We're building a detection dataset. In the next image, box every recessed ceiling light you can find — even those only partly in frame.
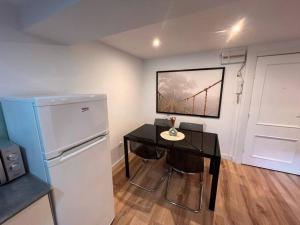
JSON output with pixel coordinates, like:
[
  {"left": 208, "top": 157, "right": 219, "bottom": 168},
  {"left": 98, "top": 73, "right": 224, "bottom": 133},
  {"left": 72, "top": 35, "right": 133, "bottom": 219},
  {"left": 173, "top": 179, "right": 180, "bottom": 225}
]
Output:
[
  {"left": 227, "top": 18, "right": 245, "bottom": 42},
  {"left": 152, "top": 38, "right": 161, "bottom": 48},
  {"left": 232, "top": 18, "right": 245, "bottom": 33},
  {"left": 231, "top": 23, "right": 242, "bottom": 33}
]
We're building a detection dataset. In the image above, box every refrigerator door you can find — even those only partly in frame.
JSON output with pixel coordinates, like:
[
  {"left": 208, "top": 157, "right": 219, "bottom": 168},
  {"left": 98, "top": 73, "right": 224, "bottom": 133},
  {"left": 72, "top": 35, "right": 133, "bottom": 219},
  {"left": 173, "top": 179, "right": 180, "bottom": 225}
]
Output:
[
  {"left": 35, "top": 94, "right": 109, "bottom": 159},
  {"left": 47, "top": 136, "right": 114, "bottom": 225}
]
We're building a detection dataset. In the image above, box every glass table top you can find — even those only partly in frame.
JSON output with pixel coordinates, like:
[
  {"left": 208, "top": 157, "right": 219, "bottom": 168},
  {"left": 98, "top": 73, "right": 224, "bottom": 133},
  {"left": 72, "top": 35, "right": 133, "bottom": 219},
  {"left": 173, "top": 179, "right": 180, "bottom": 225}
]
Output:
[{"left": 125, "top": 124, "right": 221, "bottom": 158}]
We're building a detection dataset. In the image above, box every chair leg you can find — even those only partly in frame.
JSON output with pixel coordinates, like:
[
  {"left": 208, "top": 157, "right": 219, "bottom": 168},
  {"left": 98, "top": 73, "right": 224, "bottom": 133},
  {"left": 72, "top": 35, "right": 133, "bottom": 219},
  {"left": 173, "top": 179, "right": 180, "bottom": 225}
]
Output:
[
  {"left": 164, "top": 168, "right": 203, "bottom": 213},
  {"left": 130, "top": 159, "right": 167, "bottom": 192}
]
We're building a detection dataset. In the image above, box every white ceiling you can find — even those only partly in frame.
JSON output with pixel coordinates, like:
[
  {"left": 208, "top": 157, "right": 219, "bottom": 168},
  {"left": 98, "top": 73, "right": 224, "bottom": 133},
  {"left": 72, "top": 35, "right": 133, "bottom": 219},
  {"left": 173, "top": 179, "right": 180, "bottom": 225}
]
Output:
[
  {"left": 102, "top": 0, "right": 300, "bottom": 58},
  {"left": 5, "top": 0, "right": 300, "bottom": 59},
  {"left": 23, "top": 0, "right": 235, "bottom": 43}
]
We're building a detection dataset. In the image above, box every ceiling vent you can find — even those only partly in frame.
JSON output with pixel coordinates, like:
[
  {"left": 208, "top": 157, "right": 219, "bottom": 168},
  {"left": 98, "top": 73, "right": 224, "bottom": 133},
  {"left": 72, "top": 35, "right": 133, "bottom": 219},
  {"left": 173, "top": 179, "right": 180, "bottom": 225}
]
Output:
[{"left": 220, "top": 47, "right": 247, "bottom": 65}]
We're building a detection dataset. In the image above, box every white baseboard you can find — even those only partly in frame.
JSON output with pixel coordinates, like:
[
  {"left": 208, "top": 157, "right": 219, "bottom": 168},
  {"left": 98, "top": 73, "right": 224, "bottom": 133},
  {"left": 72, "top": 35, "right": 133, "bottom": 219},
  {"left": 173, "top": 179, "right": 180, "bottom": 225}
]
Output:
[
  {"left": 112, "top": 155, "right": 124, "bottom": 168},
  {"left": 221, "top": 153, "right": 233, "bottom": 161}
]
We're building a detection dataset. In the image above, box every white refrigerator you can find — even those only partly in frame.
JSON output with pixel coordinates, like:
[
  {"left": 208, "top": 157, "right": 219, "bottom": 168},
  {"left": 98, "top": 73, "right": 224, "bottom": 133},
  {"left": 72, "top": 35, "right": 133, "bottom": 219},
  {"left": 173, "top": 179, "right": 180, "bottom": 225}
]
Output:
[{"left": 1, "top": 94, "right": 115, "bottom": 225}]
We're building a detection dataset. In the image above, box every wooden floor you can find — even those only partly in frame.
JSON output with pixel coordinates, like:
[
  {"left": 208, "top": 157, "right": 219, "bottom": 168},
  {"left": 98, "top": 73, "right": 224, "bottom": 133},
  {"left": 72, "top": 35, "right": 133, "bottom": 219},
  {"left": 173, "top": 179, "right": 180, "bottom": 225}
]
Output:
[{"left": 111, "top": 155, "right": 300, "bottom": 225}]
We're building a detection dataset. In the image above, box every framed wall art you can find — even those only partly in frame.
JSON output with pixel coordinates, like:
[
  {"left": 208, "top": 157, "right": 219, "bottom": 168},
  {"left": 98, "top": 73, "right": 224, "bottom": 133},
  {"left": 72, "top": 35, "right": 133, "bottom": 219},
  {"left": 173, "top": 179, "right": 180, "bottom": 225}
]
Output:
[{"left": 156, "top": 67, "right": 225, "bottom": 118}]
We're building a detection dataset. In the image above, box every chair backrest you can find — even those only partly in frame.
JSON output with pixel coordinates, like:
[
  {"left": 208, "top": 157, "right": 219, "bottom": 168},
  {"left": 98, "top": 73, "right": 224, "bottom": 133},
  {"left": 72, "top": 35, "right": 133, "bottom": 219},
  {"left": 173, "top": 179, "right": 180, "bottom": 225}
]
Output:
[
  {"left": 166, "top": 148, "right": 204, "bottom": 173},
  {"left": 179, "top": 122, "right": 203, "bottom": 132},
  {"left": 167, "top": 122, "right": 204, "bottom": 173},
  {"left": 129, "top": 141, "right": 165, "bottom": 160},
  {"left": 154, "top": 118, "right": 171, "bottom": 127},
  {"left": 129, "top": 141, "right": 155, "bottom": 159}
]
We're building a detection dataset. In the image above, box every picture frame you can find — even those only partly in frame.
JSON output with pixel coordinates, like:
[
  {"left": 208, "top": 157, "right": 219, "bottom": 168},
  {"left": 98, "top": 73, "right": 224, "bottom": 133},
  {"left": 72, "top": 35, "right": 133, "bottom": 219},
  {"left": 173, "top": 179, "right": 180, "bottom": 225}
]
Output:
[{"left": 156, "top": 67, "right": 225, "bottom": 118}]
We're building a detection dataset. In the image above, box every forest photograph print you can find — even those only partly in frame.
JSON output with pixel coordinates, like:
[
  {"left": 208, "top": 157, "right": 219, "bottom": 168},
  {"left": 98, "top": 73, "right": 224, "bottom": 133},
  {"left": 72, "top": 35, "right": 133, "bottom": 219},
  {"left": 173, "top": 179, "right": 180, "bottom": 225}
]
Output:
[{"left": 156, "top": 67, "right": 225, "bottom": 118}]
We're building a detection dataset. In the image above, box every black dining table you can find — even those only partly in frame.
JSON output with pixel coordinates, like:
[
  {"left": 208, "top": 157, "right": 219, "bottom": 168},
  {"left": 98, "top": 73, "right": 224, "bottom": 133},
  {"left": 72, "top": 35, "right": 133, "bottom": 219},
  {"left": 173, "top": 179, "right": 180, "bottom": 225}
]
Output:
[{"left": 123, "top": 124, "right": 221, "bottom": 211}]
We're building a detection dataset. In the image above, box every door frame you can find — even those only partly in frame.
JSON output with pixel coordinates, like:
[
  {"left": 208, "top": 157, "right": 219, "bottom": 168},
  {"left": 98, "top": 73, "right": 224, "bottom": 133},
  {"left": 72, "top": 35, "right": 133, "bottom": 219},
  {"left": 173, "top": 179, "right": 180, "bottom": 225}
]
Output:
[{"left": 232, "top": 40, "right": 300, "bottom": 163}]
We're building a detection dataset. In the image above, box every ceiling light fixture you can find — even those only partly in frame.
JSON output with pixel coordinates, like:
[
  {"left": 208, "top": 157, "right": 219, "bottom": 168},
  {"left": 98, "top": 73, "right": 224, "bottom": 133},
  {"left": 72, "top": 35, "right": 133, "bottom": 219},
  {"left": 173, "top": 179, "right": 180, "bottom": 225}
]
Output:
[
  {"left": 231, "top": 22, "right": 242, "bottom": 33},
  {"left": 152, "top": 38, "right": 161, "bottom": 48},
  {"left": 227, "top": 18, "right": 245, "bottom": 42}
]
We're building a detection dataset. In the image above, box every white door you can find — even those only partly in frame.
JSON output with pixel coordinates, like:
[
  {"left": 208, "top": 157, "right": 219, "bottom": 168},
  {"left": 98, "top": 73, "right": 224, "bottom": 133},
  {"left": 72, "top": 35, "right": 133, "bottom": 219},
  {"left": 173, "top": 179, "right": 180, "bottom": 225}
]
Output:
[
  {"left": 243, "top": 53, "right": 300, "bottom": 175},
  {"left": 47, "top": 136, "right": 115, "bottom": 225}
]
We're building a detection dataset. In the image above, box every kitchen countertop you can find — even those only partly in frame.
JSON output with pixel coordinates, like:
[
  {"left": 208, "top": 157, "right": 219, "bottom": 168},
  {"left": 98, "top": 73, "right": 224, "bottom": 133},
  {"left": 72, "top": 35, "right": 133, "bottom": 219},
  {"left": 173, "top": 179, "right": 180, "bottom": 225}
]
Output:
[{"left": 0, "top": 174, "right": 51, "bottom": 224}]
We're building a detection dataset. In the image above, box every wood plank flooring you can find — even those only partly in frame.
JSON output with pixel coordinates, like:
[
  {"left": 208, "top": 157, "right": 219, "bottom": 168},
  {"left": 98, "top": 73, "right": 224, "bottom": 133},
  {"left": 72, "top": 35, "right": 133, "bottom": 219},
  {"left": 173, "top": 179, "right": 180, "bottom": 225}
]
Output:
[{"left": 111, "top": 155, "right": 300, "bottom": 225}]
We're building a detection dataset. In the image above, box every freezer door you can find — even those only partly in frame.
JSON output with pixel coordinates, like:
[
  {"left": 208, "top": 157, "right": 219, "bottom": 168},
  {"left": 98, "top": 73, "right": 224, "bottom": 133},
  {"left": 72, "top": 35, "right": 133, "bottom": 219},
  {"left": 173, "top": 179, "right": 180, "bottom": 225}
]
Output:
[
  {"left": 47, "top": 136, "right": 115, "bottom": 225},
  {"left": 35, "top": 97, "right": 108, "bottom": 159}
]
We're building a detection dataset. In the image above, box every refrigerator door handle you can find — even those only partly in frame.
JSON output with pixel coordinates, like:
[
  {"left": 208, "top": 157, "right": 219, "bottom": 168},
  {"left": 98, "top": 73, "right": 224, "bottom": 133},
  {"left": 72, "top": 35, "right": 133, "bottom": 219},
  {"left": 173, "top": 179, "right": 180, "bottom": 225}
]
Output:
[{"left": 47, "top": 136, "right": 107, "bottom": 167}]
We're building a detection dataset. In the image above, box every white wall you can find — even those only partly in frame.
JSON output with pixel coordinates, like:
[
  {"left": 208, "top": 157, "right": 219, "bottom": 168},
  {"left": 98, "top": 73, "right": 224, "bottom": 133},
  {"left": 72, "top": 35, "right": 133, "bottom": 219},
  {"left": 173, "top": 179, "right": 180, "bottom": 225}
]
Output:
[
  {"left": 0, "top": 42, "right": 144, "bottom": 164},
  {"left": 142, "top": 39, "right": 300, "bottom": 162},
  {"left": 2, "top": 2, "right": 299, "bottom": 165},
  {"left": 69, "top": 43, "right": 144, "bottom": 164},
  {"left": 0, "top": 3, "right": 144, "bottom": 165},
  {"left": 142, "top": 51, "right": 243, "bottom": 159}
]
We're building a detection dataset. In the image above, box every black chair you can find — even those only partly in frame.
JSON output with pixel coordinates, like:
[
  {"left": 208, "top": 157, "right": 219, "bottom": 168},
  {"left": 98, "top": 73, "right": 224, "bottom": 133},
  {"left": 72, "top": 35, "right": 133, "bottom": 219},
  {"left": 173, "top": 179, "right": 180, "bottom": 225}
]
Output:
[
  {"left": 129, "top": 118, "right": 170, "bottom": 191},
  {"left": 129, "top": 141, "right": 167, "bottom": 192},
  {"left": 179, "top": 122, "right": 203, "bottom": 132},
  {"left": 154, "top": 118, "right": 171, "bottom": 127},
  {"left": 164, "top": 122, "right": 204, "bottom": 212}
]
